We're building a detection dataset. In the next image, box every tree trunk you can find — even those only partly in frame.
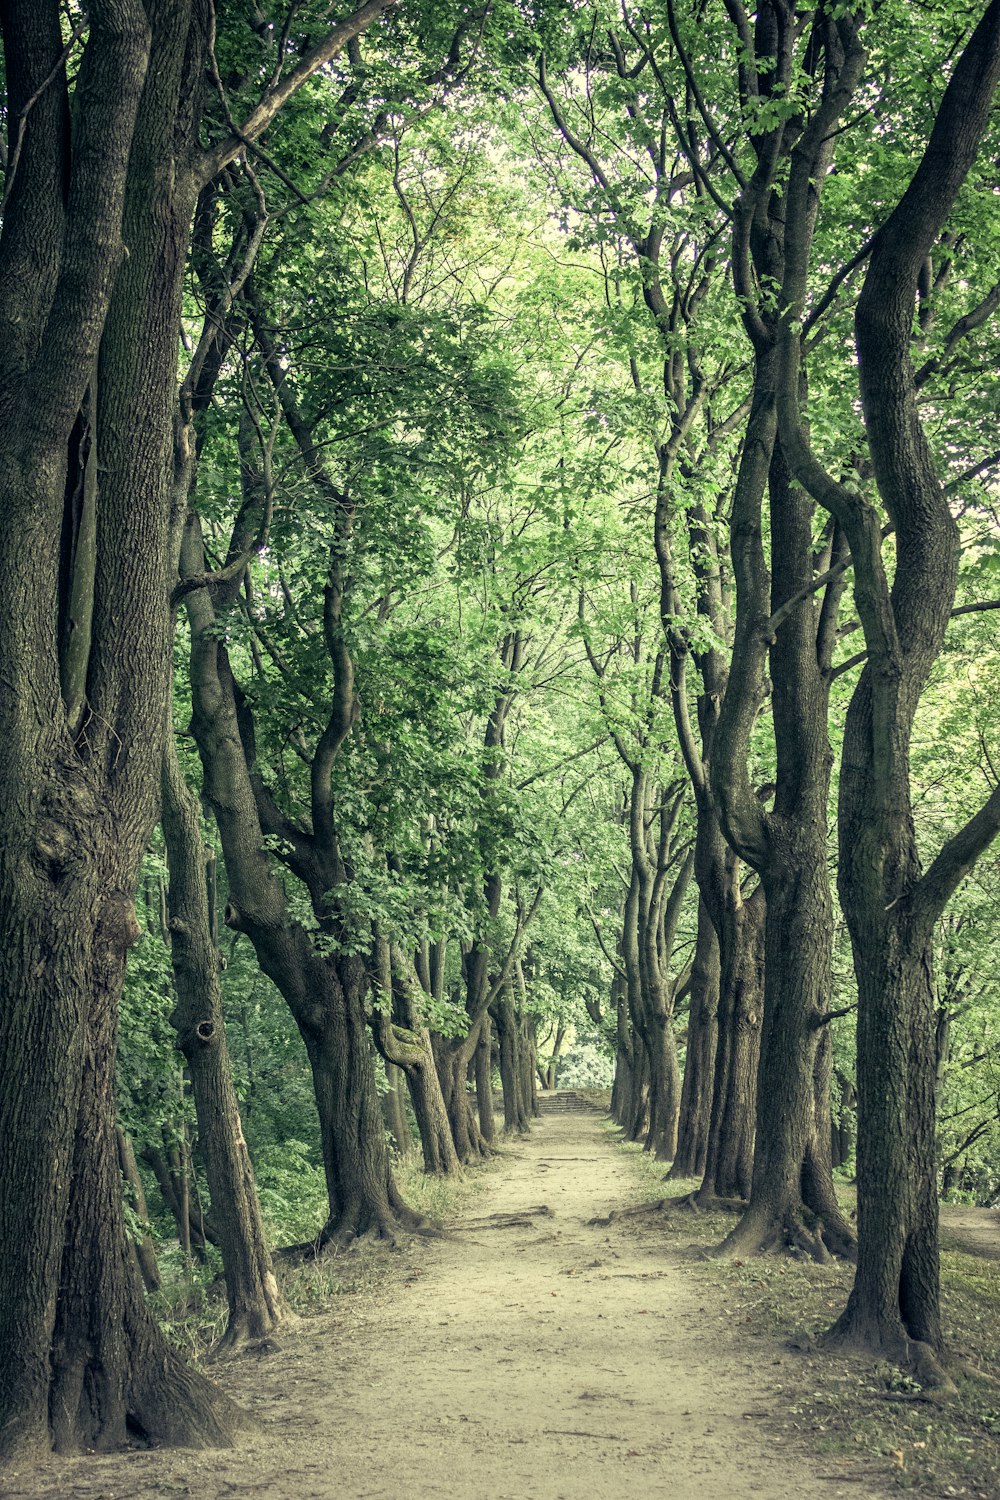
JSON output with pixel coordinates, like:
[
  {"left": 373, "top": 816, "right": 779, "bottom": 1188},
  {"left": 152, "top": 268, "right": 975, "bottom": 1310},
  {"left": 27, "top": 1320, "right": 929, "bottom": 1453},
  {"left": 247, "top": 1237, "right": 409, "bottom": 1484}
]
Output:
[
  {"left": 610, "top": 976, "right": 633, "bottom": 1125},
  {"left": 383, "top": 1062, "right": 413, "bottom": 1159},
  {"left": 0, "top": 4, "right": 242, "bottom": 1454},
  {"left": 437, "top": 1020, "right": 491, "bottom": 1164},
  {"left": 116, "top": 1128, "right": 161, "bottom": 1293},
  {"left": 47, "top": 894, "right": 235, "bottom": 1454},
  {"left": 772, "top": 0, "right": 1000, "bottom": 1370},
  {"left": 293, "top": 954, "right": 422, "bottom": 1247},
  {"left": 403, "top": 1034, "right": 462, "bottom": 1175},
  {"left": 697, "top": 879, "right": 764, "bottom": 1203},
  {"left": 494, "top": 984, "right": 532, "bottom": 1135},
  {"left": 185, "top": 561, "right": 422, "bottom": 1246},
  {"left": 162, "top": 734, "right": 284, "bottom": 1354},
  {"left": 720, "top": 844, "right": 854, "bottom": 1261},
  {"left": 831, "top": 913, "right": 943, "bottom": 1358},
  {"left": 475, "top": 1016, "right": 496, "bottom": 1145},
  {"left": 670, "top": 900, "right": 719, "bottom": 1180}
]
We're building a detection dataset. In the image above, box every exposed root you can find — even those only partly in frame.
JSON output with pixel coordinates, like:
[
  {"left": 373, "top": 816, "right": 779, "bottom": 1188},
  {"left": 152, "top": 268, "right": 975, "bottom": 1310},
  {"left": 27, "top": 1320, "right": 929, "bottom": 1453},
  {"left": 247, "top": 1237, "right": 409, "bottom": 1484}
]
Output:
[
  {"left": 823, "top": 1316, "right": 957, "bottom": 1398},
  {"left": 275, "top": 1203, "right": 436, "bottom": 1261},
  {"left": 588, "top": 1199, "right": 674, "bottom": 1229},
  {"left": 453, "top": 1205, "right": 553, "bottom": 1232},
  {"left": 718, "top": 1201, "right": 853, "bottom": 1264},
  {"left": 207, "top": 1312, "right": 292, "bottom": 1363},
  {"left": 670, "top": 1191, "right": 747, "bottom": 1216}
]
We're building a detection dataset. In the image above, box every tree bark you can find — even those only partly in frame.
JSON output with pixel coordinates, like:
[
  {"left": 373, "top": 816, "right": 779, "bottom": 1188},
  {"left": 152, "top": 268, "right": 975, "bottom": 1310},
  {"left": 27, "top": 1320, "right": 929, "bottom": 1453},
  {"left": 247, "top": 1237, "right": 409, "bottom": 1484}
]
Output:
[
  {"left": 162, "top": 733, "right": 285, "bottom": 1354},
  {"left": 771, "top": 0, "right": 1000, "bottom": 1364},
  {"left": 0, "top": 1, "right": 241, "bottom": 1456},
  {"left": 183, "top": 523, "right": 422, "bottom": 1246},
  {"left": 670, "top": 900, "right": 719, "bottom": 1180},
  {"left": 696, "top": 873, "right": 763, "bottom": 1203}
]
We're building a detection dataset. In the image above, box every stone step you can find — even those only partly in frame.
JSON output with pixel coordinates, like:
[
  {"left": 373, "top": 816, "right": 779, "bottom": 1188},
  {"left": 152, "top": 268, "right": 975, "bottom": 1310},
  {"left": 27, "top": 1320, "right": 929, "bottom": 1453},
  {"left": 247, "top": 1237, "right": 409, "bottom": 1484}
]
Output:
[{"left": 536, "top": 1090, "right": 601, "bottom": 1113}]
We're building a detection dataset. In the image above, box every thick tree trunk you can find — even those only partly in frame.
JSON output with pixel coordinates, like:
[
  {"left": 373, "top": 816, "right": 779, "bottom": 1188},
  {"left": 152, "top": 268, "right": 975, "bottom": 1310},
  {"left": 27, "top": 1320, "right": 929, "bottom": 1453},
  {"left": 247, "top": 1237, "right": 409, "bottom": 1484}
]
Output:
[
  {"left": 831, "top": 736, "right": 947, "bottom": 1360},
  {"left": 670, "top": 901, "right": 719, "bottom": 1180},
  {"left": 403, "top": 1036, "right": 462, "bottom": 1175},
  {"left": 644, "top": 1013, "right": 682, "bottom": 1160},
  {"left": 0, "top": 4, "right": 242, "bottom": 1456},
  {"left": 624, "top": 1045, "right": 650, "bottom": 1143},
  {"left": 48, "top": 935, "right": 236, "bottom": 1452},
  {"left": 695, "top": 875, "right": 763, "bottom": 1204},
  {"left": 830, "top": 928, "right": 943, "bottom": 1362},
  {"left": 295, "top": 955, "right": 422, "bottom": 1247},
  {"left": 771, "top": 0, "right": 1000, "bottom": 1371},
  {"left": 162, "top": 735, "right": 284, "bottom": 1353}
]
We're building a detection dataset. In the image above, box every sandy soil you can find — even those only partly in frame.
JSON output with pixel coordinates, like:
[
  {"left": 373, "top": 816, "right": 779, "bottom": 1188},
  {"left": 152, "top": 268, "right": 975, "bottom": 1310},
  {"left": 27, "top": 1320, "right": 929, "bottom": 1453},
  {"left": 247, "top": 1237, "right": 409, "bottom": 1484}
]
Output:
[
  {"left": 2, "top": 1108, "right": 892, "bottom": 1500},
  {"left": 939, "top": 1202, "right": 1000, "bottom": 1262}
]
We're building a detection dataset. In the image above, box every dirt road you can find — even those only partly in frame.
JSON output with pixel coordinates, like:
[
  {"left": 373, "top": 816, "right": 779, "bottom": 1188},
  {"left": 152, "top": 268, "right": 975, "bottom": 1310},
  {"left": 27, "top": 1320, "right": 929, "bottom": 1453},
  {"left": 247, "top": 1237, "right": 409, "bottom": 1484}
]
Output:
[{"left": 3, "top": 1108, "right": 889, "bottom": 1500}]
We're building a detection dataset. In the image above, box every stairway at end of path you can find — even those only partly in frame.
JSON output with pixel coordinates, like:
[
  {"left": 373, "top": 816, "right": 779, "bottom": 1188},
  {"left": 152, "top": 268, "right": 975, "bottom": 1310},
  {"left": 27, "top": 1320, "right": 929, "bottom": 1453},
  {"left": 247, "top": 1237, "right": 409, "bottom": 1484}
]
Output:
[{"left": 535, "top": 1089, "right": 603, "bottom": 1115}]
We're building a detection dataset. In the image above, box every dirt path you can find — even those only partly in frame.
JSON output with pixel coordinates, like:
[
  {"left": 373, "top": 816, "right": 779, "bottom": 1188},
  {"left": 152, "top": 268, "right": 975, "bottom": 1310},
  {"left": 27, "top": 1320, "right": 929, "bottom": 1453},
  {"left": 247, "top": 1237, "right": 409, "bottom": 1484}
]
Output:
[
  {"left": 939, "top": 1202, "right": 1000, "bottom": 1262},
  {"left": 4, "top": 1109, "right": 890, "bottom": 1500}
]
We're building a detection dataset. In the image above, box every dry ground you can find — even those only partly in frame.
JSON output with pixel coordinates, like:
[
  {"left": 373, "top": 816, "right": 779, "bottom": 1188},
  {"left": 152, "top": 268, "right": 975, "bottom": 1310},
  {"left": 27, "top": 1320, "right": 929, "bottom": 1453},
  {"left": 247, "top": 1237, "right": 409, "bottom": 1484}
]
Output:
[{"left": 3, "top": 1106, "right": 896, "bottom": 1500}]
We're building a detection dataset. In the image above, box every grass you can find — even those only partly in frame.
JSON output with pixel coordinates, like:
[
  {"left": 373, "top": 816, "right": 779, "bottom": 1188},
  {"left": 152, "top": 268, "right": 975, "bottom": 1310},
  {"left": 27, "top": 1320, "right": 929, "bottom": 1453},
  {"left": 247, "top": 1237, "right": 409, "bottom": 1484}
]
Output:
[
  {"left": 614, "top": 1130, "right": 1000, "bottom": 1498},
  {"left": 150, "top": 1130, "right": 499, "bottom": 1350}
]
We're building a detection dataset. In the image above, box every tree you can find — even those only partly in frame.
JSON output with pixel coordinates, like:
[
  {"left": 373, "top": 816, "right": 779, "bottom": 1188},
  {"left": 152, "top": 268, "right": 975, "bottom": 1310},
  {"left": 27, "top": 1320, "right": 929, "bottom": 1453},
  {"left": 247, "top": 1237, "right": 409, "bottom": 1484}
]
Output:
[
  {"left": 0, "top": 0, "right": 401, "bottom": 1455},
  {"left": 774, "top": 0, "right": 1000, "bottom": 1373}
]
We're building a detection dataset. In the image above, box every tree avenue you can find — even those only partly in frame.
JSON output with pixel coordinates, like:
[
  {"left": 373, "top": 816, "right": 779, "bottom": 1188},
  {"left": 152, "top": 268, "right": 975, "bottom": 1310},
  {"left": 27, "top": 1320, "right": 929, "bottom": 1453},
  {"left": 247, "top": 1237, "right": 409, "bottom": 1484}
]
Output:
[{"left": 1, "top": 0, "right": 999, "bottom": 1468}]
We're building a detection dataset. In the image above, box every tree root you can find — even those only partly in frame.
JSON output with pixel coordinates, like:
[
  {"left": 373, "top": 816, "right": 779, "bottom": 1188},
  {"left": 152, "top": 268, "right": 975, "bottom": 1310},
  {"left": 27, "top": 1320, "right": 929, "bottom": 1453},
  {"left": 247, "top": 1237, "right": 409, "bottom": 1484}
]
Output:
[
  {"left": 823, "top": 1317, "right": 957, "bottom": 1398},
  {"left": 453, "top": 1205, "right": 553, "bottom": 1231},
  {"left": 207, "top": 1308, "right": 295, "bottom": 1363},
  {"left": 717, "top": 1201, "right": 853, "bottom": 1264},
  {"left": 587, "top": 1199, "right": 674, "bottom": 1228},
  {"left": 670, "top": 1191, "right": 747, "bottom": 1215},
  {"left": 275, "top": 1203, "right": 437, "bottom": 1261}
]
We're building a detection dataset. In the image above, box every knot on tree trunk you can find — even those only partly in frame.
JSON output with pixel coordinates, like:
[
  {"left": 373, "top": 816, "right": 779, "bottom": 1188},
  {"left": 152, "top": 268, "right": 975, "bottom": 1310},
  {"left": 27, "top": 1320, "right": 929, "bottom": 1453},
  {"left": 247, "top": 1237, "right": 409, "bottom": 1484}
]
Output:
[
  {"left": 95, "top": 891, "right": 142, "bottom": 966},
  {"left": 195, "top": 1019, "right": 216, "bottom": 1044},
  {"left": 224, "top": 901, "right": 245, "bottom": 932}
]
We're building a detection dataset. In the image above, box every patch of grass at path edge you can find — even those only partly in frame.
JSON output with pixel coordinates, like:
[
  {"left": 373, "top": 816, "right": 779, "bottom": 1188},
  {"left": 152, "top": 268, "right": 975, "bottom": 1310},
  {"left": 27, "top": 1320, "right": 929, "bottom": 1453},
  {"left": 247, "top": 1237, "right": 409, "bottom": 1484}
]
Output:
[{"left": 610, "top": 1118, "right": 1000, "bottom": 1499}]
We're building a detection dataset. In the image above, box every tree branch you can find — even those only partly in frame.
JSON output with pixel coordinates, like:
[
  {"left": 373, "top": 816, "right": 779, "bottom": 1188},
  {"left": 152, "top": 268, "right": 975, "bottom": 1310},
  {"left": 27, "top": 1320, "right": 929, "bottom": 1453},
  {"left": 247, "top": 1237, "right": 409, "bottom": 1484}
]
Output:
[{"left": 196, "top": 0, "right": 398, "bottom": 188}]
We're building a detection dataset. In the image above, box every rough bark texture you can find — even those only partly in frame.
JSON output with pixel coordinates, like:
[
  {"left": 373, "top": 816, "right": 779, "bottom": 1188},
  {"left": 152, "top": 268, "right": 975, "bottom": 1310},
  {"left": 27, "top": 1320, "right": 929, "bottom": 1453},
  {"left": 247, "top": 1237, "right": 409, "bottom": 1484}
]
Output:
[
  {"left": 0, "top": 0, "right": 239, "bottom": 1457},
  {"left": 696, "top": 876, "right": 764, "bottom": 1204},
  {"left": 0, "top": 0, "right": 402, "bottom": 1455},
  {"left": 703, "top": 7, "right": 864, "bottom": 1261}
]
